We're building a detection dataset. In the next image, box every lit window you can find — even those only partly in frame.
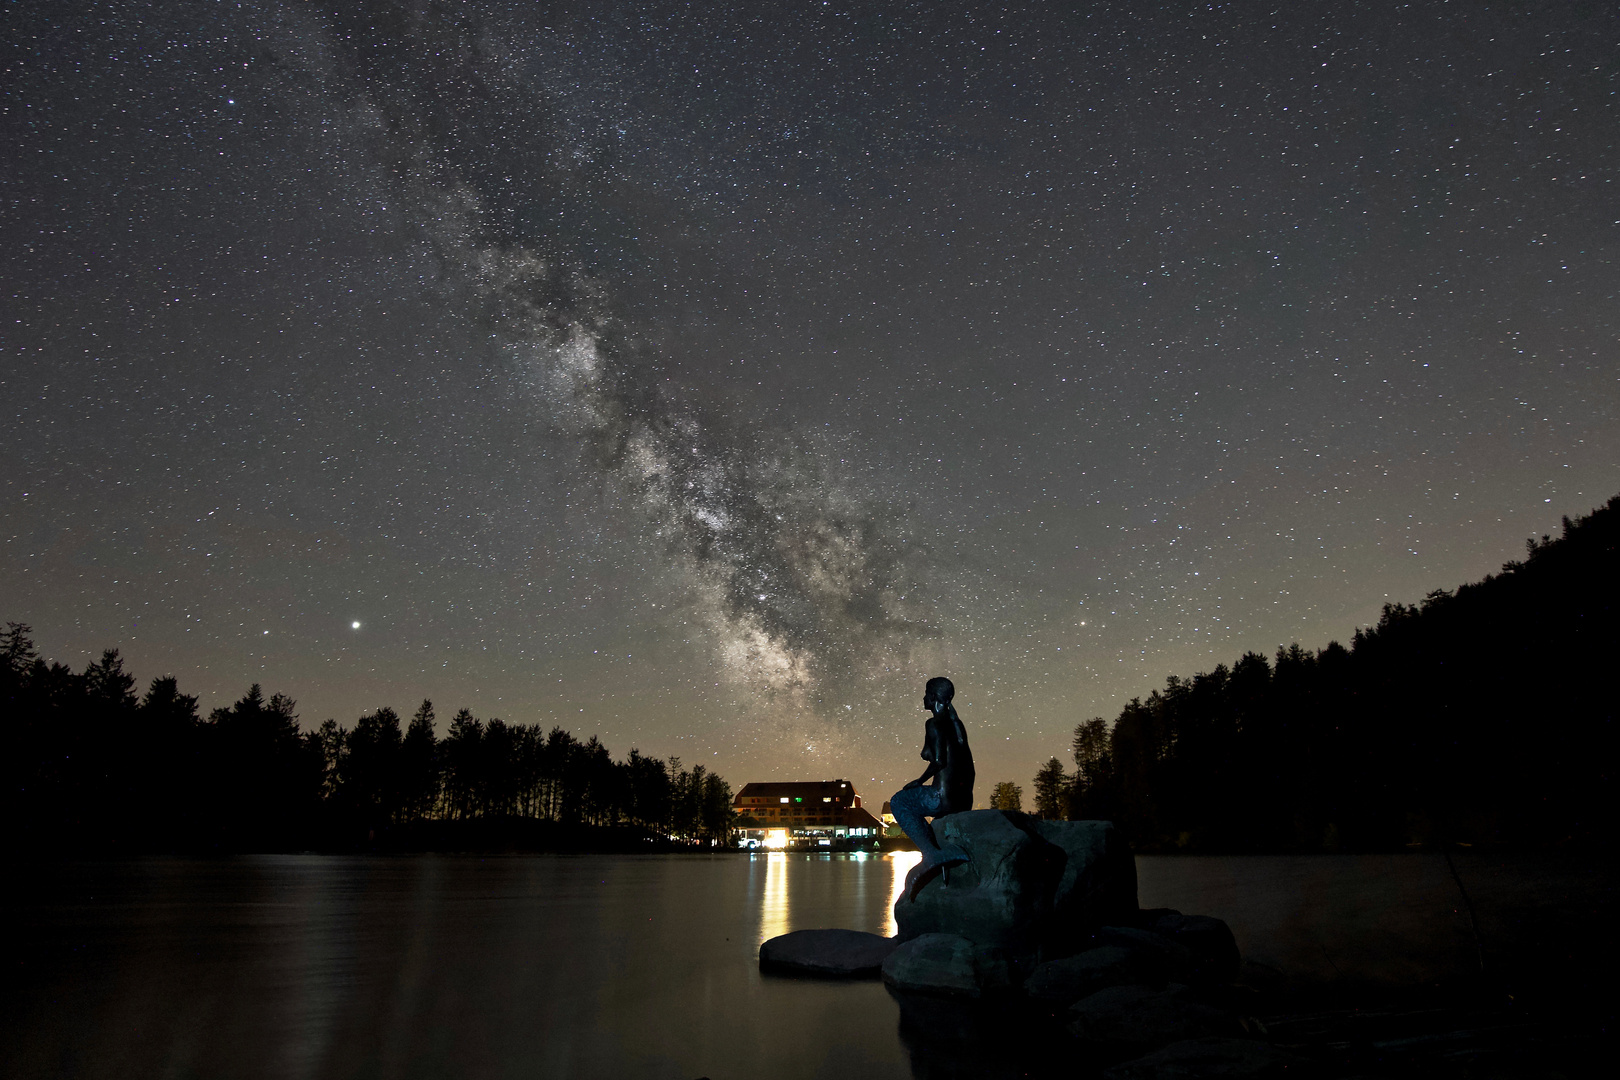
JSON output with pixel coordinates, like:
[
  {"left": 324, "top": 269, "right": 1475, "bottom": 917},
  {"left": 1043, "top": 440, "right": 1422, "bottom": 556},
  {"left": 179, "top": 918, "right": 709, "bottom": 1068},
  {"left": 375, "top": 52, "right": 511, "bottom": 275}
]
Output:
[
  {"left": 780, "top": 797, "right": 789, "bottom": 803},
  {"left": 822, "top": 797, "right": 832, "bottom": 802}
]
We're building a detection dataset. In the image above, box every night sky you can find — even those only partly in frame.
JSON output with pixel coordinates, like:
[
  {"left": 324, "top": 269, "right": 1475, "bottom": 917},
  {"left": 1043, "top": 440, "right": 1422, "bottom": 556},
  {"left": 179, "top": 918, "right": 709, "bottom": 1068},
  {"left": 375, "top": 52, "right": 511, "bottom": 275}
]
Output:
[{"left": 4, "top": 1, "right": 1616, "bottom": 797}]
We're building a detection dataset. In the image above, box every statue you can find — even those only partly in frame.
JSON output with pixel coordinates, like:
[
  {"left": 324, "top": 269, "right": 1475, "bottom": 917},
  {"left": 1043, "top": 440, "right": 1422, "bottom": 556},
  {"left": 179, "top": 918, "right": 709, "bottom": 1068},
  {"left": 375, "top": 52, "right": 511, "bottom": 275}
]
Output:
[{"left": 890, "top": 676, "right": 975, "bottom": 899}]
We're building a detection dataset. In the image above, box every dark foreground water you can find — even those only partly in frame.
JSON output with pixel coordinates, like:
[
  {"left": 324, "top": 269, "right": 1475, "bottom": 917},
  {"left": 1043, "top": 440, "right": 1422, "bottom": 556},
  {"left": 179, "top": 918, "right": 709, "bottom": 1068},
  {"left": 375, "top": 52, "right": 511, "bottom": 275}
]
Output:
[{"left": 4, "top": 851, "right": 1611, "bottom": 1080}]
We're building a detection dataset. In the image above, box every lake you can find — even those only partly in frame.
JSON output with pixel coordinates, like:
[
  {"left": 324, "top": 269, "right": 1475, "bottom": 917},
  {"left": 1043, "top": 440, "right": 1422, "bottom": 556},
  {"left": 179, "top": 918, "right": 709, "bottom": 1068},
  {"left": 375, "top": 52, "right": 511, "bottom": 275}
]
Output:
[{"left": 4, "top": 850, "right": 1610, "bottom": 1079}]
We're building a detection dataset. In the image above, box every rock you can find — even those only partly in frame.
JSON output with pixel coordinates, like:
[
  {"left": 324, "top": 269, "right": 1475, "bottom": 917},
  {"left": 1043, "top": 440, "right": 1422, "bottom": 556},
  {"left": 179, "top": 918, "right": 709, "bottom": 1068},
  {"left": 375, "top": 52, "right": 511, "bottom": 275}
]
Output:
[
  {"left": 881, "top": 932, "right": 1013, "bottom": 998},
  {"left": 1101, "top": 1037, "right": 1302, "bottom": 1079},
  {"left": 1025, "top": 946, "right": 1152, "bottom": 1007},
  {"left": 1087, "top": 926, "right": 1197, "bottom": 978},
  {"left": 1151, "top": 914, "right": 1241, "bottom": 983},
  {"left": 1066, "top": 984, "right": 1240, "bottom": 1052},
  {"left": 758, "top": 928, "right": 898, "bottom": 977},
  {"left": 1131, "top": 907, "right": 1183, "bottom": 927},
  {"left": 893, "top": 810, "right": 1136, "bottom": 952},
  {"left": 1026, "top": 927, "right": 1198, "bottom": 1007}
]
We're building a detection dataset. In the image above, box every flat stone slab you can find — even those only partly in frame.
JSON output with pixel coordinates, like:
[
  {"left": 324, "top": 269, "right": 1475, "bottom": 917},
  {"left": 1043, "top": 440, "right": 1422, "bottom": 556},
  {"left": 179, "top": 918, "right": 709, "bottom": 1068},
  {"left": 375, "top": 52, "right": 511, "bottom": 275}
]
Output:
[
  {"left": 1101, "top": 1037, "right": 1301, "bottom": 1079},
  {"left": 758, "top": 928, "right": 898, "bottom": 977}
]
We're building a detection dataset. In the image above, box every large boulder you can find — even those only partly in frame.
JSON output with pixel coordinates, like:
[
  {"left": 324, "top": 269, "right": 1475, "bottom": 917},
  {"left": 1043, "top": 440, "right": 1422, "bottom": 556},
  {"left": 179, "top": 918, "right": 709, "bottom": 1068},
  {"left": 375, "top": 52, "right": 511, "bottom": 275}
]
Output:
[
  {"left": 1102, "top": 1037, "right": 1301, "bottom": 1080},
  {"left": 893, "top": 811, "right": 1136, "bottom": 953},
  {"left": 759, "top": 928, "right": 898, "bottom": 977},
  {"left": 881, "top": 932, "right": 1013, "bottom": 998},
  {"left": 1066, "top": 984, "right": 1240, "bottom": 1053}
]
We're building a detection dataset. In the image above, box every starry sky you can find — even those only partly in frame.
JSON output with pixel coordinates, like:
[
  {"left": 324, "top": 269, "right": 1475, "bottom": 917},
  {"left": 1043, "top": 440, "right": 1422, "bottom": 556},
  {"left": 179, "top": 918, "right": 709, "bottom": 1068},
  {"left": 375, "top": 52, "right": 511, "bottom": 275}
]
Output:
[{"left": 4, "top": 1, "right": 1616, "bottom": 798}]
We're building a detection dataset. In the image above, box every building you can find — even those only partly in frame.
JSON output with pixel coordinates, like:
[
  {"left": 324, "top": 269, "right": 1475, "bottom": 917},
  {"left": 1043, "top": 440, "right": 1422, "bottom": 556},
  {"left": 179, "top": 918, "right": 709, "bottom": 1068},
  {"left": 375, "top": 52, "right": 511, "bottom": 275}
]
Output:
[{"left": 733, "top": 779, "right": 884, "bottom": 849}]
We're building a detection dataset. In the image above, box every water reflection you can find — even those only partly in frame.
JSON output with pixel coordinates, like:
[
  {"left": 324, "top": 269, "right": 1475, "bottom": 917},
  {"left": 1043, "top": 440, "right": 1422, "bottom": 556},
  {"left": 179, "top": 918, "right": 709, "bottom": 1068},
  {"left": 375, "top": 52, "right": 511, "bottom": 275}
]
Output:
[
  {"left": 759, "top": 852, "right": 790, "bottom": 943},
  {"left": 886, "top": 851, "right": 921, "bottom": 937}
]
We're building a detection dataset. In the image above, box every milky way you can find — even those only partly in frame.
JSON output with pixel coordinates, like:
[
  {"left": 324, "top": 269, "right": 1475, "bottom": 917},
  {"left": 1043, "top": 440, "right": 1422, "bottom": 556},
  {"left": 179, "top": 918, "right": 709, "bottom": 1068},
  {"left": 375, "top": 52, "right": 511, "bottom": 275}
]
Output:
[
  {"left": 3, "top": 1, "right": 1617, "bottom": 792},
  {"left": 273, "top": 4, "right": 943, "bottom": 728}
]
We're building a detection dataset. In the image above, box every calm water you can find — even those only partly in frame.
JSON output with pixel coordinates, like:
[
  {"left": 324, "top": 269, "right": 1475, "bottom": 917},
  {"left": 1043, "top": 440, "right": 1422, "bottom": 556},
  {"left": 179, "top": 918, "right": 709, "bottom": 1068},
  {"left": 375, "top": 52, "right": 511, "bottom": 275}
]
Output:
[{"left": 5, "top": 851, "right": 1611, "bottom": 1080}]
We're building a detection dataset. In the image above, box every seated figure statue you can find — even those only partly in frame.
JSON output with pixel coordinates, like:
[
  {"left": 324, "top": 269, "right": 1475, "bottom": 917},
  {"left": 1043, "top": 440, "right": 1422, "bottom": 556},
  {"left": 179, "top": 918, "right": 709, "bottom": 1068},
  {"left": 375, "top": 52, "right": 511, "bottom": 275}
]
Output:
[{"left": 890, "top": 676, "right": 975, "bottom": 899}]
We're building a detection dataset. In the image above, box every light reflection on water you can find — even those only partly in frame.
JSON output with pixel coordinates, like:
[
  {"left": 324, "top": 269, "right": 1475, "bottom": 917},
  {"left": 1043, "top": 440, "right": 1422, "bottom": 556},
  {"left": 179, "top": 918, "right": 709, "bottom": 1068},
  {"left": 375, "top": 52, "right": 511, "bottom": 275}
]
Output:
[
  {"left": 759, "top": 851, "right": 789, "bottom": 943},
  {"left": 752, "top": 849, "right": 916, "bottom": 944},
  {"left": 887, "top": 850, "right": 922, "bottom": 936}
]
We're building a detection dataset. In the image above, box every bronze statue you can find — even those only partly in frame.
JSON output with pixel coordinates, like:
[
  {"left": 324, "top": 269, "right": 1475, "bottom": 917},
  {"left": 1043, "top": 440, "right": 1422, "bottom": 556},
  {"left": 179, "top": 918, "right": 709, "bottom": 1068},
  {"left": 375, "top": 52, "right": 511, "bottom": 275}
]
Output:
[{"left": 890, "top": 676, "right": 975, "bottom": 898}]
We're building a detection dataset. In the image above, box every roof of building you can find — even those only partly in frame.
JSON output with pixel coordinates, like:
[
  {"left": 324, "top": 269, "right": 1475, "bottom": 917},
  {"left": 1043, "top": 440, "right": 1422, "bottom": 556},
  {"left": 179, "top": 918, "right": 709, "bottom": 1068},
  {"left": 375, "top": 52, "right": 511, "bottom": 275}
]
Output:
[
  {"left": 845, "top": 806, "right": 882, "bottom": 828},
  {"left": 734, "top": 779, "right": 858, "bottom": 802}
]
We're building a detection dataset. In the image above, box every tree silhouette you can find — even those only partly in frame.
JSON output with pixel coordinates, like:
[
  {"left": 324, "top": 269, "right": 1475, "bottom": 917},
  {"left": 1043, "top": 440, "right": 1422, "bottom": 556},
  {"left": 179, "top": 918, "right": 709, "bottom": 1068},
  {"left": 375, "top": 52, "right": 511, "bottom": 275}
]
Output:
[
  {"left": 990, "top": 781, "right": 1023, "bottom": 811},
  {"left": 345, "top": 706, "right": 404, "bottom": 832},
  {"left": 1033, "top": 758, "right": 1068, "bottom": 819},
  {"left": 203, "top": 685, "right": 322, "bottom": 850},
  {"left": 400, "top": 700, "right": 440, "bottom": 822}
]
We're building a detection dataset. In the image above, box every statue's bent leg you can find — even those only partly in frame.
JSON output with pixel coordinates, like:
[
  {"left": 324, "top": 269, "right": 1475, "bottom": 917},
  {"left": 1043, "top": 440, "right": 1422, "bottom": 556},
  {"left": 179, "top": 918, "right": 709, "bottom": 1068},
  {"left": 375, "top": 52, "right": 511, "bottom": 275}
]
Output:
[
  {"left": 887, "top": 786, "right": 946, "bottom": 861},
  {"left": 891, "top": 787, "right": 969, "bottom": 903},
  {"left": 889, "top": 785, "right": 945, "bottom": 862}
]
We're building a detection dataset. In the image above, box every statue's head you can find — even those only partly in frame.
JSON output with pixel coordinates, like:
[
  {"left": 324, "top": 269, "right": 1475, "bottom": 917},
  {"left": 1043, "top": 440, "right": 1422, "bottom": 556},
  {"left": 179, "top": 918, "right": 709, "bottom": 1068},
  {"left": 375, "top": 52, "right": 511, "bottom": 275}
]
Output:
[{"left": 923, "top": 676, "right": 955, "bottom": 713}]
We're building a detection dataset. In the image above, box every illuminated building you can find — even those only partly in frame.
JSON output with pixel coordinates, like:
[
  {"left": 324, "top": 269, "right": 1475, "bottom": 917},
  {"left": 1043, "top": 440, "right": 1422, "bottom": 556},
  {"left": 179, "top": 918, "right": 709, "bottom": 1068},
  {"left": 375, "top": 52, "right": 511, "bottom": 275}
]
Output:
[{"left": 732, "top": 779, "right": 884, "bottom": 849}]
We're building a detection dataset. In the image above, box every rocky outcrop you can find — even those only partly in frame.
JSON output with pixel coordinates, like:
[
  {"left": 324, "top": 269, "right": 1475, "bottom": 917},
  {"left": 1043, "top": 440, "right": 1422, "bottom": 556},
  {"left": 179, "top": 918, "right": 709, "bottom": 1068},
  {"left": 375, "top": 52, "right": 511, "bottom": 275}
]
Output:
[
  {"left": 881, "top": 932, "right": 1013, "bottom": 998},
  {"left": 758, "top": 813, "right": 1273, "bottom": 1077},
  {"left": 758, "top": 928, "right": 898, "bottom": 977},
  {"left": 893, "top": 810, "right": 1137, "bottom": 952}
]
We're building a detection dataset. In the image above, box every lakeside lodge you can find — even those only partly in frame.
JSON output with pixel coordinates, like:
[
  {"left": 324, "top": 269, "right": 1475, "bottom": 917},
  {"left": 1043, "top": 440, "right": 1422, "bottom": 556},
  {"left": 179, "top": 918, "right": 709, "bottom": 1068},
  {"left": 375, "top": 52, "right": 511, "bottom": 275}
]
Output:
[{"left": 732, "top": 779, "right": 885, "bottom": 850}]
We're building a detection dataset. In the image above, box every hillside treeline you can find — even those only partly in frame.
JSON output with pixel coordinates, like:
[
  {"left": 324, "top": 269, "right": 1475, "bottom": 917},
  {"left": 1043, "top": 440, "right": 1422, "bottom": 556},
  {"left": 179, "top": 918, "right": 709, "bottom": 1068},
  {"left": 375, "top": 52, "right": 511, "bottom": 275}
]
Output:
[
  {"left": 1047, "top": 495, "right": 1619, "bottom": 851},
  {"left": 1, "top": 632, "right": 735, "bottom": 853}
]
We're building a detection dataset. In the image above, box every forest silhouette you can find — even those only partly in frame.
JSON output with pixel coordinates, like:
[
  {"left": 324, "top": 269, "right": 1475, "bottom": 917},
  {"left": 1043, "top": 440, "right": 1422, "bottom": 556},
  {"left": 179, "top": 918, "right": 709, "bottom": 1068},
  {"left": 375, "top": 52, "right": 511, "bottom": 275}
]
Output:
[
  {"left": 2, "top": 634, "right": 736, "bottom": 853},
  {"left": 1046, "top": 494, "right": 1620, "bottom": 851}
]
